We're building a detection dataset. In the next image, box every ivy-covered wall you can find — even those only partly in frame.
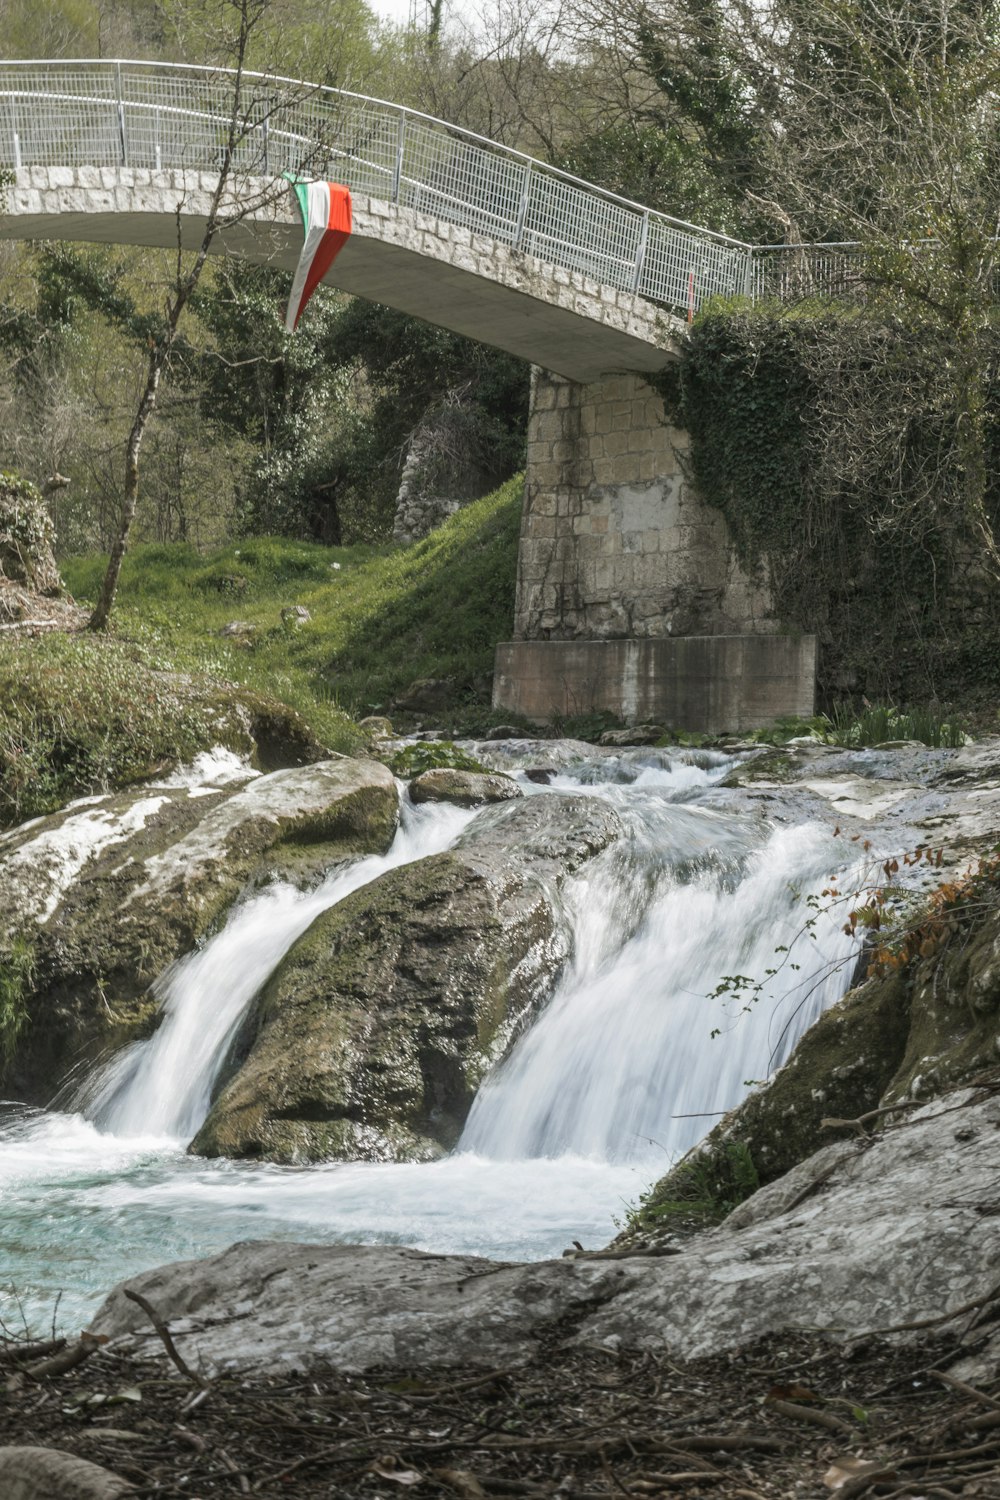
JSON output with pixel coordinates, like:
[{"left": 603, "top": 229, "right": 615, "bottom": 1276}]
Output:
[{"left": 656, "top": 303, "right": 1000, "bottom": 705}]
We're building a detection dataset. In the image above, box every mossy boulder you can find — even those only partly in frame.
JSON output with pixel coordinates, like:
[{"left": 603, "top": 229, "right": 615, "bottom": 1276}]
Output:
[
  {"left": 192, "top": 794, "right": 624, "bottom": 1164},
  {"left": 0, "top": 473, "right": 62, "bottom": 596},
  {"left": 0, "top": 757, "right": 398, "bottom": 1101},
  {"left": 409, "top": 768, "right": 522, "bottom": 808}
]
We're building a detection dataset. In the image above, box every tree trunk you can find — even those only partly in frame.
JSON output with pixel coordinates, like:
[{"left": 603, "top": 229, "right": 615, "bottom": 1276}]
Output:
[{"left": 88, "top": 355, "right": 163, "bottom": 630}]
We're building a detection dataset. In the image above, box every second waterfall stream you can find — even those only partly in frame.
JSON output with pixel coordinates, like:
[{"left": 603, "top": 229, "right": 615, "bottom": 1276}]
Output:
[{"left": 0, "top": 742, "right": 859, "bottom": 1331}]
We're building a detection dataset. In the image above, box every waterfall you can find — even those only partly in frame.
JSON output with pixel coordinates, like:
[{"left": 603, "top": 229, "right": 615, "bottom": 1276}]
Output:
[
  {"left": 461, "top": 817, "right": 858, "bottom": 1163},
  {"left": 80, "top": 795, "right": 476, "bottom": 1142},
  {"left": 0, "top": 740, "right": 879, "bottom": 1334}
]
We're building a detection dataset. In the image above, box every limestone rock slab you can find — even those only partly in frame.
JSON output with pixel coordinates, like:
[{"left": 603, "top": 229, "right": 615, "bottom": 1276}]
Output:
[{"left": 93, "top": 1090, "right": 1000, "bottom": 1374}]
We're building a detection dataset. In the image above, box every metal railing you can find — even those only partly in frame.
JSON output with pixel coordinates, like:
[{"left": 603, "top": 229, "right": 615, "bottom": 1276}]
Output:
[
  {"left": 0, "top": 60, "right": 869, "bottom": 318},
  {"left": 0, "top": 58, "right": 760, "bottom": 318}
]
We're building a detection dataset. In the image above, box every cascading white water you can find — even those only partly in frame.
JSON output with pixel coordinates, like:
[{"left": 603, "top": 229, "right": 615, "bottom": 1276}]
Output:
[
  {"left": 80, "top": 793, "right": 477, "bottom": 1140},
  {"left": 0, "top": 741, "right": 874, "bottom": 1334},
  {"left": 461, "top": 818, "right": 857, "bottom": 1161}
]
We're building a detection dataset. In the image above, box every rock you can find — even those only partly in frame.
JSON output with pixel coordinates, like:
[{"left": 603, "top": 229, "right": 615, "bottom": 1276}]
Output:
[
  {"left": 409, "top": 768, "right": 522, "bottom": 808},
  {"left": 0, "top": 1448, "right": 133, "bottom": 1498},
  {"left": 0, "top": 473, "right": 62, "bottom": 596},
  {"left": 391, "top": 678, "right": 454, "bottom": 714},
  {"left": 0, "top": 758, "right": 398, "bottom": 1101},
  {"left": 191, "top": 794, "right": 624, "bottom": 1163},
  {"left": 485, "top": 725, "right": 522, "bottom": 740},
  {"left": 280, "top": 605, "right": 311, "bottom": 624},
  {"left": 524, "top": 767, "right": 556, "bottom": 784},
  {"left": 219, "top": 620, "right": 255, "bottom": 638},
  {"left": 358, "top": 715, "right": 395, "bottom": 740},
  {"left": 93, "top": 1089, "right": 1000, "bottom": 1374},
  {"left": 599, "top": 726, "right": 666, "bottom": 747}
]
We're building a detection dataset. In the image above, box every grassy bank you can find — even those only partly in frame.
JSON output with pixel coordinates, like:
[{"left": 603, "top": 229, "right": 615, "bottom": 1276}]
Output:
[
  {"left": 0, "top": 477, "right": 526, "bottom": 822},
  {"left": 64, "top": 475, "right": 522, "bottom": 724}
]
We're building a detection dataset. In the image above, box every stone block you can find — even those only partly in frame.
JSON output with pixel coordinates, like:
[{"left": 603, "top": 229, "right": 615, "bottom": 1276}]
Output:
[
  {"left": 493, "top": 637, "right": 817, "bottom": 732},
  {"left": 533, "top": 413, "right": 565, "bottom": 444},
  {"left": 531, "top": 384, "right": 557, "bottom": 413}
]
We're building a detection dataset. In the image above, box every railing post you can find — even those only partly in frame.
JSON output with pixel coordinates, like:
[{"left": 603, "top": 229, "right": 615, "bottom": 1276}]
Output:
[
  {"left": 391, "top": 110, "right": 406, "bottom": 203},
  {"left": 262, "top": 114, "right": 269, "bottom": 175},
  {"left": 743, "top": 247, "right": 754, "bottom": 300},
  {"left": 13, "top": 129, "right": 21, "bottom": 170},
  {"left": 154, "top": 107, "right": 161, "bottom": 171},
  {"left": 514, "top": 161, "right": 532, "bottom": 248},
  {"left": 630, "top": 209, "right": 650, "bottom": 293},
  {"left": 114, "top": 61, "right": 127, "bottom": 167}
]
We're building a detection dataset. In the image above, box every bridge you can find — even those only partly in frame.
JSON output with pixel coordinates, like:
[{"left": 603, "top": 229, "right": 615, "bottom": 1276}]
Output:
[{"left": 0, "top": 61, "right": 819, "bottom": 731}]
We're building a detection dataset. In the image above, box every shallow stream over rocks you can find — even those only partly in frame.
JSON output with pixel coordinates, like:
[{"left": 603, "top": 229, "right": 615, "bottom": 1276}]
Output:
[{"left": 3, "top": 735, "right": 994, "bottom": 1335}]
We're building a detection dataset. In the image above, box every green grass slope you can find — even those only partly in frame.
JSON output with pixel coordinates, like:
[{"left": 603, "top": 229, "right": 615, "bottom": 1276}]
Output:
[{"left": 63, "top": 475, "right": 523, "bottom": 727}]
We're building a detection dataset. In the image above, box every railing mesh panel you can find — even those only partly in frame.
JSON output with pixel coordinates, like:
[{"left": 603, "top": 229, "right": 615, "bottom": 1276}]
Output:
[{"left": 4, "top": 61, "right": 838, "bottom": 318}]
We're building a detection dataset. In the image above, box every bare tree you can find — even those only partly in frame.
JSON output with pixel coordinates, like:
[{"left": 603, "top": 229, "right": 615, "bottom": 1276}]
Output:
[{"left": 89, "top": 0, "right": 328, "bottom": 627}]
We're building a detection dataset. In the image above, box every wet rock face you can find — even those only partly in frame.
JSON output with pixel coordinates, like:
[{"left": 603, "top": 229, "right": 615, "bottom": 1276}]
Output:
[
  {"left": 409, "top": 768, "right": 522, "bottom": 808},
  {"left": 95, "top": 1089, "right": 1000, "bottom": 1377},
  {"left": 0, "top": 758, "right": 398, "bottom": 1101},
  {"left": 191, "top": 795, "right": 625, "bottom": 1164}
]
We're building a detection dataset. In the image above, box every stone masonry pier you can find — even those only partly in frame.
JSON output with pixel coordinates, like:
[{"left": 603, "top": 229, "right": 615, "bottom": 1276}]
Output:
[{"left": 492, "top": 371, "right": 816, "bottom": 731}]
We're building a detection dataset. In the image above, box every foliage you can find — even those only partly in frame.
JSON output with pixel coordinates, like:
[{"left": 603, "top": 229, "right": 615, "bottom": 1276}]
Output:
[
  {"left": 0, "top": 472, "right": 59, "bottom": 587},
  {"left": 387, "top": 741, "right": 487, "bottom": 777},
  {"left": 827, "top": 703, "right": 968, "bottom": 750},
  {"left": 0, "top": 938, "right": 33, "bottom": 1064},
  {"left": 744, "top": 706, "right": 968, "bottom": 747},
  {"left": 661, "top": 303, "right": 1000, "bottom": 704},
  {"left": 62, "top": 474, "right": 523, "bottom": 727},
  {"left": 855, "top": 850, "right": 1000, "bottom": 977},
  {"left": 626, "top": 1140, "right": 760, "bottom": 1233}
]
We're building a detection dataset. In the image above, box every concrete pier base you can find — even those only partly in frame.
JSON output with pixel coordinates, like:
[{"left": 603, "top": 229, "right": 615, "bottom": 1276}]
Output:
[{"left": 493, "top": 636, "right": 817, "bottom": 734}]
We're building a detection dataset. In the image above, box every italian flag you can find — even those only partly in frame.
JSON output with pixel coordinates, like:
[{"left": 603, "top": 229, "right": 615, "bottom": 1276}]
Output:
[{"left": 284, "top": 180, "right": 352, "bottom": 332}]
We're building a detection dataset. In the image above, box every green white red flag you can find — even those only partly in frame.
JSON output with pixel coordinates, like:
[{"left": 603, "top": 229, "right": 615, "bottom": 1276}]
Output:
[{"left": 284, "top": 180, "right": 352, "bottom": 332}]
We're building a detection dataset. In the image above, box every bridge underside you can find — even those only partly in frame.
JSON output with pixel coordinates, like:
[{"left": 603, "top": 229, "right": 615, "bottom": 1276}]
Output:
[{"left": 1, "top": 168, "right": 679, "bottom": 382}]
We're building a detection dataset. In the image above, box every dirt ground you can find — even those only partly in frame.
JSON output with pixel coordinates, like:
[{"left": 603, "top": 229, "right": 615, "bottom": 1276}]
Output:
[
  {"left": 2, "top": 1307, "right": 999, "bottom": 1499},
  {"left": 0, "top": 577, "right": 88, "bottom": 634}
]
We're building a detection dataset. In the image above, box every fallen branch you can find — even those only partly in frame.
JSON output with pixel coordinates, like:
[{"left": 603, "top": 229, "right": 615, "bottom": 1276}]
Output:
[
  {"left": 765, "top": 1398, "right": 855, "bottom": 1434},
  {"left": 929, "top": 1369, "right": 1000, "bottom": 1410},
  {"left": 123, "top": 1288, "right": 209, "bottom": 1390}
]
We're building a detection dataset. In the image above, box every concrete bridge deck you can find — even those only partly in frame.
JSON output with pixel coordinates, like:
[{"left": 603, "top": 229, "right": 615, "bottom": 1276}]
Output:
[{"left": 1, "top": 167, "right": 680, "bottom": 383}]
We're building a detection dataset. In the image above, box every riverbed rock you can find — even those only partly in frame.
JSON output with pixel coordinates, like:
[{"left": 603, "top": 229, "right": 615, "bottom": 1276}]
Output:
[
  {"left": 93, "top": 1087, "right": 1000, "bottom": 1375},
  {"left": 409, "top": 768, "right": 522, "bottom": 807},
  {"left": 0, "top": 1448, "right": 133, "bottom": 1499},
  {"left": 191, "top": 794, "right": 624, "bottom": 1164},
  {"left": 0, "top": 757, "right": 398, "bottom": 1101}
]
